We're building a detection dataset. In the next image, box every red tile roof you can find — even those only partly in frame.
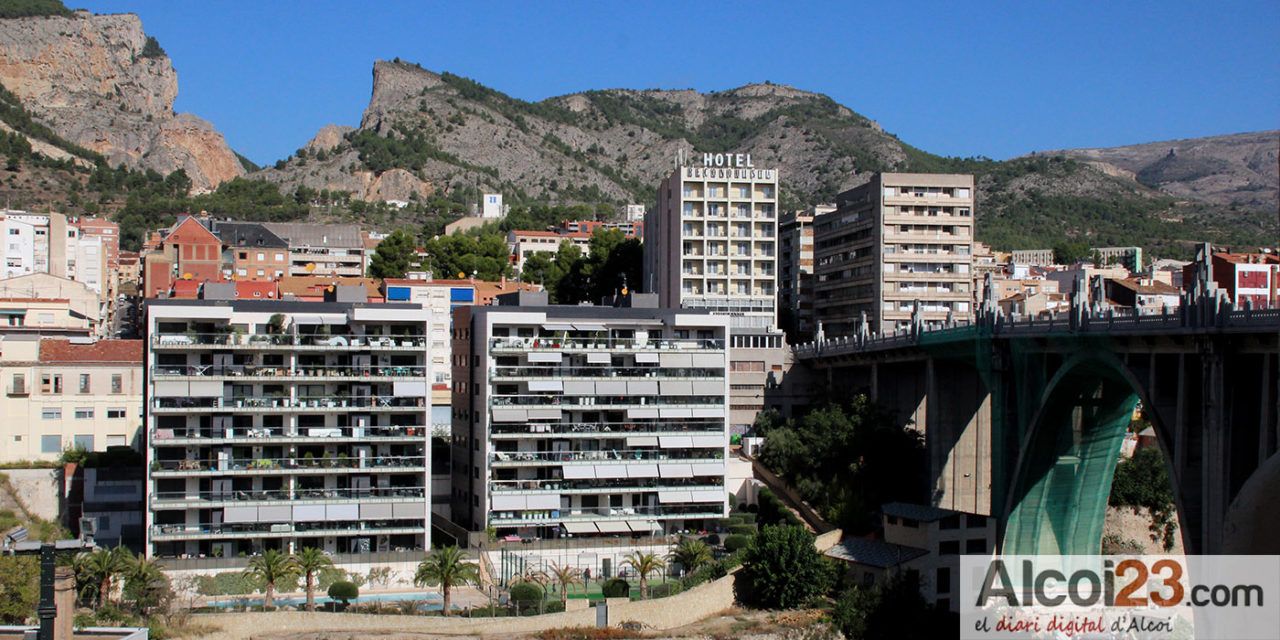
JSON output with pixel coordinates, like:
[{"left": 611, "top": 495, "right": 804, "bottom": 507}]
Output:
[
  {"left": 235, "top": 281, "right": 279, "bottom": 299},
  {"left": 39, "top": 339, "right": 142, "bottom": 364}
]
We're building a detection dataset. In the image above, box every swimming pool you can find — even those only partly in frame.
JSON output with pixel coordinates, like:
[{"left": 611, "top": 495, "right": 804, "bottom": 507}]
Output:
[{"left": 209, "top": 590, "right": 447, "bottom": 610}]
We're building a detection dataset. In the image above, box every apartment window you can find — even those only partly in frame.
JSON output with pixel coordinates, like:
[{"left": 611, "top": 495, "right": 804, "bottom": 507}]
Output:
[
  {"left": 9, "top": 373, "right": 24, "bottom": 394},
  {"left": 74, "top": 408, "right": 94, "bottom": 420},
  {"left": 41, "top": 374, "right": 63, "bottom": 394},
  {"left": 730, "top": 361, "right": 765, "bottom": 373},
  {"left": 73, "top": 435, "right": 94, "bottom": 451},
  {"left": 79, "top": 374, "right": 91, "bottom": 394},
  {"left": 256, "top": 252, "right": 265, "bottom": 261},
  {"left": 940, "top": 514, "right": 961, "bottom": 530},
  {"left": 939, "top": 541, "right": 960, "bottom": 555},
  {"left": 965, "top": 539, "right": 987, "bottom": 554},
  {"left": 41, "top": 408, "right": 61, "bottom": 420},
  {"left": 937, "top": 567, "right": 951, "bottom": 594},
  {"left": 275, "top": 253, "right": 284, "bottom": 261},
  {"left": 106, "top": 435, "right": 127, "bottom": 447},
  {"left": 111, "top": 374, "right": 123, "bottom": 394},
  {"left": 107, "top": 408, "right": 126, "bottom": 419},
  {"left": 40, "top": 435, "right": 61, "bottom": 454},
  {"left": 966, "top": 514, "right": 988, "bottom": 529}
]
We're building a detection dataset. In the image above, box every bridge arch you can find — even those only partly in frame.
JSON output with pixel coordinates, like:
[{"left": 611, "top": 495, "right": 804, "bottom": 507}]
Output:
[{"left": 1001, "top": 350, "right": 1183, "bottom": 556}]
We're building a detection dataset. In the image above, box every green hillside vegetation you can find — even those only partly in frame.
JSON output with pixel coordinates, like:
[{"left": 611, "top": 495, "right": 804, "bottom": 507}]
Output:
[{"left": 0, "top": 0, "right": 73, "bottom": 19}]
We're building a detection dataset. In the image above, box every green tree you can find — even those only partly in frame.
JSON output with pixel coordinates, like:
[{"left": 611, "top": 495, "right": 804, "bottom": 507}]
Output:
[
  {"left": 327, "top": 580, "right": 359, "bottom": 608},
  {"left": 413, "top": 545, "right": 479, "bottom": 617},
  {"left": 368, "top": 229, "right": 417, "bottom": 278},
  {"left": 734, "top": 525, "right": 833, "bottom": 609},
  {"left": 831, "top": 573, "right": 953, "bottom": 640},
  {"left": 295, "top": 547, "right": 333, "bottom": 612},
  {"left": 622, "top": 550, "right": 666, "bottom": 599},
  {"left": 422, "top": 231, "right": 513, "bottom": 281},
  {"left": 243, "top": 549, "right": 299, "bottom": 610},
  {"left": 1052, "top": 240, "right": 1091, "bottom": 265},
  {"left": 668, "top": 538, "right": 713, "bottom": 576},
  {"left": 140, "top": 36, "right": 166, "bottom": 58},
  {"left": 121, "top": 556, "right": 168, "bottom": 615},
  {"left": 0, "top": 556, "right": 38, "bottom": 623},
  {"left": 546, "top": 561, "right": 583, "bottom": 609},
  {"left": 1110, "top": 447, "right": 1178, "bottom": 550},
  {"left": 75, "top": 546, "right": 132, "bottom": 608}
]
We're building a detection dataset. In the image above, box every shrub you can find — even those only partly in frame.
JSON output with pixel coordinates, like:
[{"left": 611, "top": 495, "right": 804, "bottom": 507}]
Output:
[
  {"left": 723, "top": 534, "right": 751, "bottom": 552},
  {"left": 737, "top": 513, "right": 757, "bottom": 524},
  {"left": 704, "top": 534, "right": 720, "bottom": 547},
  {"left": 722, "top": 516, "right": 744, "bottom": 527},
  {"left": 327, "top": 581, "right": 359, "bottom": 607},
  {"left": 729, "top": 524, "right": 757, "bottom": 536},
  {"left": 600, "top": 578, "right": 630, "bottom": 598},
  {"left": 509, "top": 581, "right": 544, "bottom": 607}
]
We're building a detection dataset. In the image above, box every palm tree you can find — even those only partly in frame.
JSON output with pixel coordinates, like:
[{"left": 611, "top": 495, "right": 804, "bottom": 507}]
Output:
[
  {"left": 295, "top": 547, "right": 333, "bottom": 612},
  {"left": 122, "top": 556, "right": 166, "bottom": 614},
  {"left": 547, "top": 562, "right": 583, "bottom": 608},
  {"left": 244, "top": 549, "right": 300, "bottom": 610},
  {"left": 413, "top": 545, "right": 479, "bottom": 616},
  {"left": 76, "top": 546, "right": 132, "bottom": 608},
  {"left": 623, "top": 551, "right": 666, "bottom": 599},
  {"left": 669, "top": 538, "right": 713, "bottom": 576}
]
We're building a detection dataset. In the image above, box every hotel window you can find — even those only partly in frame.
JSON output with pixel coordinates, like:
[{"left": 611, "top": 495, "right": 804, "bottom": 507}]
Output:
[
  {"left": 79, "top": 374, "right": 91, "bottom": 394},
  {"left": 111, "top": 374, "right": 122, "bottom": 394},
  {"left": 74, "top": 408, "right": 94, "bottom": 420},
  {"left": 41, "top": 408, "right": 61, "bottom": 420},
  {"left": 107, "top": 408, "right": 126, "bottom": 419}
]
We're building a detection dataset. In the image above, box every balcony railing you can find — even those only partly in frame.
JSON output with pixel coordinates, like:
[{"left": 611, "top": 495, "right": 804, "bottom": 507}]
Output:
[
  {"left": 491, "top": 449, "right": 723, "bottom": 464},
  {"left": 151, "top": 425, "right": 429, "bottom": 441},
  {"left": 492, "top": 479, "right": 723, "bottom": 493},
  {"left": 151, "top": 486, "right": 426, "bottom": 505},
  {"left": 151, "top": 395, "right": 426, "bottom": 411},
  {"left": 152, "top": 365, "right": 426, "bottom": 379},
  {"left": 489, "top": 504, "right": 722, "bottom": 524},
  {"left": 491, "top": 394, "right": 722, "bottom": 408},
  {"left": 150, "top": 520, "right": 424, "bottom": 539},
  {"left": 152, "top": 333, "right": 426, "bottom": 349},
  {"left": 151, "top": 455, "right": 426, "bottom": 473},
  {"left": 490, "top": 337, "right": 724, "bottom": 351},
  {"left": 489, "top": 421, "right": 723, "bottom": 436},
  {"left": 490, "top": 365, "right": 723, "bottom": 380}
]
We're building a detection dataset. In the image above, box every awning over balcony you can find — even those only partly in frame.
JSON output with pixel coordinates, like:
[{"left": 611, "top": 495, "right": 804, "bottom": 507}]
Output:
[
  {"left": 527, "top": 380, "right": 563, "bottom": 392},
  {"left": 326, "top": 504, "right": 359, "bottom": 521},
  {"left": 634, "top": 352, "right": 660, "bottom": 364},
  {"left": 690, "top": 462, "right": 723, "bottom": 477},
  {"left": 689, "top": 435, "right": 724, "bottom": 448},
  {"left": 492, "top": 495, "right": 526, "bottom": 510},
  {"left": 542, "top": 323, "right": 575, "bottom": 331},
  {"left": 658, "top": 490, "right": 693, "bottom": 503},
  {"left": 659, "top": 463, "right": 693, "bottom": 478},
  {"left": 660, "top": 353, "right": 693, "bottom": 368},
  {"left": 659, "top": 407, "right": 694, "bottom": 419},
  {"left": 571, "top": 323, "right": 606, "bottom": 332},
  {"left": 628, "top": 380, "right": 658, "bottom": 395},
  {"left": 526, "top": 494, "right": 561, "bottom": 510},
  {"left": 691, "top": 353, "right": 724, "bottom": 367},
  {"left": 627, "top": 520, "right": 659, "bottom": 533},
  {"left": 594, "top": 464, "right": 627, "bottom": 479},
  {"left": 292, "top": 505, "right": 325, "bottom": 521},
  {"left": 360, "top": 503, "right": 394, "bottom": 519},
  {"left": 692, "top": 380, "right": 723, "bottom": 395},
  {"left": 626, "top": 463, "right": 659, "bottom": 478},
  {"left": 688, "top": 490, "right": 724, "bottom": 503},
  {"left": 586, "top": 352, "right": 611, "bottom": 364},
  {"left": 565, "top": 380, "right": 595, "bottom": 395},
  {"left": 659, "top": 380, "right": 692, "bottom": 396},
  {"left": 393, "top": 502, "right": 426, "bottom": 519},
  {"left": 626, "top": 435, "right": 658, "bottom": 446},
  {"left": 492, "top": 408, "right": 527, "bottom": 422},
  {"left": 596, "top": 520, "right": 630, "bottom": 533},
  {"left": 596, "top": 380, "right": 627, "bottom": 394},
  {"left": 659, "top": 436, "right": 693, "bottom": 448},
  {"left": 561, "top": 465, "right": 595, "bottom": 479},
  {"left": 527, "top": 408, "right": 562, "bottom": 420},
  {"left": 692, "top": 408, "right": 725, "bottom": 418},
  {"left": 562, "top": 521, "right": 597, "bottom": 534},
  {"left": 528, "top": 352, "right": 563, "bottom": 364}
]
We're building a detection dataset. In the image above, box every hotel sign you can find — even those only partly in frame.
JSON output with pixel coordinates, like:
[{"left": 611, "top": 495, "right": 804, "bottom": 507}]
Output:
[{"left": 678, "top": 151, "right": 776, "bottom": 179}]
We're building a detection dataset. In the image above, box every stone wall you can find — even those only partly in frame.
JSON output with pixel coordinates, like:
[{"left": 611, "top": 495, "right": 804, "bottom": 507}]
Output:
[
  {"left": 195, "top": 571, "right": 738, "bottom": 640},
  {"left": 0, "top": 468, "right": 62, "bottom": 522}
]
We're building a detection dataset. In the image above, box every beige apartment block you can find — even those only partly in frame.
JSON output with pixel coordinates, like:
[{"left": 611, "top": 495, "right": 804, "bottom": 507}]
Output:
[
  {"left": 0, "top": 337, "right": 143, "bottom": 462},
  {"left": 814, "top": 173, "right": 975, "bottom": 336},
  {"left": 646, "top": 160, "right": 780, "bottom": 329}
]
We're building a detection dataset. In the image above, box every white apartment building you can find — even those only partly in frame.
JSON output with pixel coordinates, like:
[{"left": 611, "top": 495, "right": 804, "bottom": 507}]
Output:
[
  {"left": 507, "top": 230, "right": 591, "bottom": 274},
  {"left": 144, "top": 299, "right": 434, "bottom": 561},
  {"left": 2, "top": 213, "right": 37, "bottom": 278},
  {"left": 645, "top": 156, "right": 779, "bottom": 329},
  {"left": 813, "top": 173, "right": 976, "bottom": 336},
  {"left": 451, "top": 291, "right": 731, "bottom": 541}
]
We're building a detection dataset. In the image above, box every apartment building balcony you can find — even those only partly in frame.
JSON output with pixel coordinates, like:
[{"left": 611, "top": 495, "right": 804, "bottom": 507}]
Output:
[
  {"left": 883, "top": 232, "right": 971, "bottom": 243},
  {"left": 490, "top": 394, "right": 722, "bottom": 410},
  {"left": 151, "top": 424, "right": 428, "bottom": 445},
  {"left": 490, "top": 365, "right": 723, "bottom": 381},
  {"left": 489, "top": 448, "right": 723, "bottom": 466},
  {"left": 491, "top": 479, "right": 723, "bottom": 495},
  {"left": 489, "top": 504, "right": 723, "bottom": 526},
  {"left": 150, "top": 454, "right": 427, "bottom": 476},
  {"left": 150, "top": 521, "right": 424, "bottom": 542},
  {"left": 150, "top": 395, "right": 426, "bottom": 413},
  {"left": 150, "top": 486, "right": 427, "bottom": 510},
  {"left": 489, "top": 421, "right": 723, "bottom": 438},
  {"left": 152, "top": 365, "right": 427, "bottom": 381},
  {"left": 152, "top": 333, "right": 427, "bottom": 351},
  {"left": 489, "top": 337, "right": 724, "bottom": 352}
]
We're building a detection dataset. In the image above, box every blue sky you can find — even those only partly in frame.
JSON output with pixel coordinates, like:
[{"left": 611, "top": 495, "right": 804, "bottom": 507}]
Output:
[{"left": 78, "top": 1, "right": 1280, "bottom": 167}]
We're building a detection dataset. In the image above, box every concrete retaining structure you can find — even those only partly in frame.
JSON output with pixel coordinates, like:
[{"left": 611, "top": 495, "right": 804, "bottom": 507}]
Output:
[{"left": 0, "top": 467, "right": 61, "bottom": 522}]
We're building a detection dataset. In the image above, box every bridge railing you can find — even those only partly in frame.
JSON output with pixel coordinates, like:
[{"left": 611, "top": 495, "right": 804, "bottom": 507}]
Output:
[{"left": 796, "top": 302, "right": 1280, "bottom": 359}]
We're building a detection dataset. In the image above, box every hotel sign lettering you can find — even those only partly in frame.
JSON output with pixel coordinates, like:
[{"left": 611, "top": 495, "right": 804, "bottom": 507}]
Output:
[{"left": 685, "top": 152, "right": 775, "bottom": 180}]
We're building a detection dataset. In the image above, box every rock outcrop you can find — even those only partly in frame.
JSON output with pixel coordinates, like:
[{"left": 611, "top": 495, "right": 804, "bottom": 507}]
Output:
[{"left": 0, "top": 10, "right": 243, "bottom": 191}]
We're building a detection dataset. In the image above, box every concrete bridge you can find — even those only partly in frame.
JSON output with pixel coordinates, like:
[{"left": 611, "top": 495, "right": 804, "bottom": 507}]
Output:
[{"left": 793, "top": 248, "right": 1280, "bottom": 555}]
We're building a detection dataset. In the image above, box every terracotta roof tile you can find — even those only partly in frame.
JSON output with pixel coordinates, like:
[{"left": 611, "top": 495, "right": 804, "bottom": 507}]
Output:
[{"left": 39, "top": 339, "right": 142, "bottom": 364}]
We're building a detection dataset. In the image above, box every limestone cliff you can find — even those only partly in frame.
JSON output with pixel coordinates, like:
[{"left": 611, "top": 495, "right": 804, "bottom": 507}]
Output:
[{"left": 0, "top": 10, "right": 243, "bottom": 191}]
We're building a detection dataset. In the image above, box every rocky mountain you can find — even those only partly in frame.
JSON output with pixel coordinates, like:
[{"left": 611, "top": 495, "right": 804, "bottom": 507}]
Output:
[
  {"left": 0, "top": 9, "right": 243, "bottom": 191},
  {"left": 255, "top": 59, "right": 1274, "bottom": 255},
  {"left": 1047, "top": 131, "right": 1279, "bottom": 210}
]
